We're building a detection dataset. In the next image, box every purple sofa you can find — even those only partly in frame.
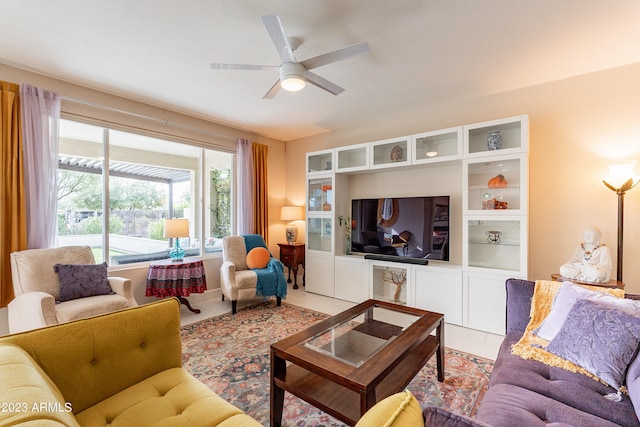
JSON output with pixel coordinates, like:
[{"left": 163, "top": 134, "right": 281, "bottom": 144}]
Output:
[{"left": 423, "top": 278, "right": 640, "bottom": 427}]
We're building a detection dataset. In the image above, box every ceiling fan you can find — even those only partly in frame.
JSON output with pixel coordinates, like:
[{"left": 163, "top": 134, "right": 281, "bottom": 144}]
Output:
[{"left": 210, "top": 15, "right": 370, "bottom": 99}]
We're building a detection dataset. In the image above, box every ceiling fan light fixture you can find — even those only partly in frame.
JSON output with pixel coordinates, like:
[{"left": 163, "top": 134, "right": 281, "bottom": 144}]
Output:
[
  {"left": 281, "top": 76, "right": 306, "bottom": 92},
  {"left": 280, "top": 62, "right": 306, "bottom": 92}
]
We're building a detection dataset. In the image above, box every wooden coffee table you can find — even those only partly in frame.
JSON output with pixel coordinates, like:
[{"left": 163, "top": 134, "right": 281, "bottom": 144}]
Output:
[{"left": 270, "top": 299, "right": 444, "bottom": 426}]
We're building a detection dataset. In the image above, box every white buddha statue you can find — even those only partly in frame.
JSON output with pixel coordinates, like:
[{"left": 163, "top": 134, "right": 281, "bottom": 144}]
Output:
[{"left": 559, "top": 226, "right": 613, "bottom": 283}]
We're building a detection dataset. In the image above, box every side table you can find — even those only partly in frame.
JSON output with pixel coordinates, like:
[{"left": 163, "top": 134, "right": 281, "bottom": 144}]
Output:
[
  {"left": 278, "top": 243, "right": 305, "bottom": 289},
  {"left": 550, "top": 273, "right": 624, "bottom": 289},
  {"left": 146, "top": 257, "right": 207, "bottom": 313}
]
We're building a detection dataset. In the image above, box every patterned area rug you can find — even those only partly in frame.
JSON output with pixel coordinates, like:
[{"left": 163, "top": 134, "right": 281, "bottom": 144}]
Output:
[{"left": 181, "top": 302, "right": 493, "bottom": 426}]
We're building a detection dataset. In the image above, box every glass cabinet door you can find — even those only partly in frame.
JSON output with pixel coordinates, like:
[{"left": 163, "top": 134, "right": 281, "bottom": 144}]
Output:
[
  {"left": 412, "top": 127, "right": 462, "bottom": 164},
  {"left": 307, "top": 176, "right": 334, "bottom": 213},
  {"left": 370, "top": 137, "right": 411, "bottom": 169},
  {"left": 307, "top": 217, "right": 333, "bottom": 252},
  {"left": 464, "top": 116, "right": 528, "bottom": 158},
  {"left": 466, "top": 219, "right": 522, "bottom": 272},
  {"left": 466, "top": 155, "right": 524, "bottom": 213},
  {"left": 336, "top": 144, "right": 368, "bottom": 172},
  {"left": 307, "top": 150, "right": 334, "bottom": 174}
]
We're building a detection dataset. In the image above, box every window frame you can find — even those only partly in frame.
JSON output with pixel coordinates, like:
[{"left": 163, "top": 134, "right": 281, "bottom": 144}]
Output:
[{"left": 57, "top": 115, "right": 235, "bottom": 266}]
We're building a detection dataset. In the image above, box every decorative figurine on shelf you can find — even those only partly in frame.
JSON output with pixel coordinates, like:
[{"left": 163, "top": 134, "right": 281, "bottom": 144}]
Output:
[
  {"left": 559, "top": 226, "right": 613, "bottom": 283},
  {"left": 390, "top": 145, "right": 404, "bottom": 162},
  {"left": 486, "top": 230, "right": 502, "bottom": 244}
]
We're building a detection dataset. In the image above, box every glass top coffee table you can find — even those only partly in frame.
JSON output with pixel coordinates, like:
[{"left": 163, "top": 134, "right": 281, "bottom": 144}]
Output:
[{"left": 270, "top": 299, "right": 444, "bottom": 426}]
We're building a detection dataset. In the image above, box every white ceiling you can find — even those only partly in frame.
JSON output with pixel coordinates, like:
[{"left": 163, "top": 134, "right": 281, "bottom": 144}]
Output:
[{"left": 2, "top": 1, "right": 640, "bottom": 142}]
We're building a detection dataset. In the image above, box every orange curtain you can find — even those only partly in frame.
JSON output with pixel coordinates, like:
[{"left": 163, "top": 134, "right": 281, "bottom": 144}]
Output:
[
  {"left": 252, "top": 143, "right": 269, "bottom": 243},
  {"left": 0, "top": 81, "right": 27, "bottom": 307}
]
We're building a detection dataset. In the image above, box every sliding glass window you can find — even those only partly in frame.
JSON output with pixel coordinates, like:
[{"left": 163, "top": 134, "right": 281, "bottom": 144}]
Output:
[{"left": 57, "top": 119, "right": 233, "bottom": 264}]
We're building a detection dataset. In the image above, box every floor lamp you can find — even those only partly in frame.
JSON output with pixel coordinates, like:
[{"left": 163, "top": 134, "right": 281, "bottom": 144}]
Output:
[{"left": 602, "top": 160, "right": 639, "bottom": 282}]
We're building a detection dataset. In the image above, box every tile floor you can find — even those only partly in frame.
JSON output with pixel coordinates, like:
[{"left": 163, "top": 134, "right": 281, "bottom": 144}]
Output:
[{"left": 179, "top": 278, "right": 503, "bottom": 360}]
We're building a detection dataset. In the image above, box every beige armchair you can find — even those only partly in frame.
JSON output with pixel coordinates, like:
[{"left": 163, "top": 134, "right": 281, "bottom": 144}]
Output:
[
  {"left": 8, "top": 245, "right": 137, "bottom": 333},
  {"left": 220, "top": 235, "right": 286, "bottom": 314}
]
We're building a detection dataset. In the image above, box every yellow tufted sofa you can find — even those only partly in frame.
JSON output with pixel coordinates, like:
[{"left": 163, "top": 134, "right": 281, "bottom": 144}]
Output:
[{"left": 0, "top": 298, "right": 261, "bottom": 426}]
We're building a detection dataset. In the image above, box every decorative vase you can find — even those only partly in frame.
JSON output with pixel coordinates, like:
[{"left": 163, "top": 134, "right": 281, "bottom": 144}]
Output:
[
  {"left": 487, "top": 130, "right": 502, "bottom": 151},
  {"left": 286, "top": 223, "right": 298, "bottom": 244},
  {"left": 345, "top": 236, "right": 352, "bottom": 255}
]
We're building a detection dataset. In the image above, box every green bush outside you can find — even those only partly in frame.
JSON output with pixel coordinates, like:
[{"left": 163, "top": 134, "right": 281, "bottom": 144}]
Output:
[{"left": 79, "top": 216, "right": 124, "bottom": 234}]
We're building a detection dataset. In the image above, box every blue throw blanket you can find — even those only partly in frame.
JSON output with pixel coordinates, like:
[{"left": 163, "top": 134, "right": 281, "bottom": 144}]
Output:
[{"left": 243, "top": 235, "right": 287, "bottom": 299}]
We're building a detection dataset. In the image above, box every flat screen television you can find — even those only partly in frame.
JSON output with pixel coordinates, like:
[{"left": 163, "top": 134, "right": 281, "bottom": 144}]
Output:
[{"left": 350, "top": 196, "right": 450, "bottom": 262}]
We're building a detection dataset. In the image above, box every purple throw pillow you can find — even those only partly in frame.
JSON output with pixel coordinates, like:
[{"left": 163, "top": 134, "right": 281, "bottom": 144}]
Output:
[
  {"left": 546, "top": 299, "right": 640, "bottom": 391},
  {"left": 54, "top": 262, "right": 114, "bottom": 302},
  {"left": 535, "top": 281, "right": 636, "bottom": 341}
]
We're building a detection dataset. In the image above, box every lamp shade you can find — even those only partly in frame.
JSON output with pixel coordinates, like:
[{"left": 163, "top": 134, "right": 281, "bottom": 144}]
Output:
[
  {"left": 603, "top": 160, "right": 640, "bottom": 192},
  {"left": 280, "top": 206, "right": 303, "bottom": 221},
  {"left": 164, "top": 218, "right": 189, "bottom": 238}
]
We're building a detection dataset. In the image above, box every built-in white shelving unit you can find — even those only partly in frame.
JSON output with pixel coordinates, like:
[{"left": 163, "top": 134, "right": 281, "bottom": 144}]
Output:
[
  {"left": 461, "top": 116, "right": 529, "bottom": 334},
  {"left": 305, "top": 115, "right": 529, "bottom": 335}
]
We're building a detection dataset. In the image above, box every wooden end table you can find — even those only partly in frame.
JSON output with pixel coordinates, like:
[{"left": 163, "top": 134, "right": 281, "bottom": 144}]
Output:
[
  {"left": 270, "top": 299, "right": 444, "bottom": 426},
  {"left": 277, "top": 243, "right": 305, "bottom": 289}
]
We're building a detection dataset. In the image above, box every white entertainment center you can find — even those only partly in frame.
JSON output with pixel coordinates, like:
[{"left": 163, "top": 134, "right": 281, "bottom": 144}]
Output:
[{"left": 305, "top": 115, "right": 529, "bottom": 335}]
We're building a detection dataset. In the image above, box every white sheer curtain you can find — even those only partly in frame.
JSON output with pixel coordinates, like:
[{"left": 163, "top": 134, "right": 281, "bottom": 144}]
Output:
[
  {"left": 20, "top": 84, "right": 61, "bottom": 249},
  {"left": 237, "top": 137, "right": 254, "bottom": 234}
]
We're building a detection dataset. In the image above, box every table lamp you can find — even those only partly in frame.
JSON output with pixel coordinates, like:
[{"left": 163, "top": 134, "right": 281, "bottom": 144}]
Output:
[
  {"left": 164, "top": 218, "right": 189, "bottom": 261},
  {"left": 602, "top": 160, "right": 639, "bottom": 281},
  {"left": 280, "top": 206, "right": 302, "bottom": 244}
]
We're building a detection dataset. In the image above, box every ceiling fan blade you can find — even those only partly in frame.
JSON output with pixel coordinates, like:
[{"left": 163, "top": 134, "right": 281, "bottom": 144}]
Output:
[
  {"left": 210, "top": 63, "right": 277, "bottom": 71},
  {"left": 263, "top": 79, "right": 282, "bottom": 99},
  {"left": 304, "top": 71, "right": 345, "bottom": 96},
  {"left": 301, "top": 41, "right": 370, "bottom": 70},
  {"left": 261, "top": 15, "right": 296, "bottom": 63}
]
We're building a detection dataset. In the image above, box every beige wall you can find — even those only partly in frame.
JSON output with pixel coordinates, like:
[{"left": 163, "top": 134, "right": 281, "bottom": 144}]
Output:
[
  {"left": 3, "top": 61, "right": 639, "bottom": 296},
  {"left": 285, "top": 63, "right": 640, "bottom": 294}
]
